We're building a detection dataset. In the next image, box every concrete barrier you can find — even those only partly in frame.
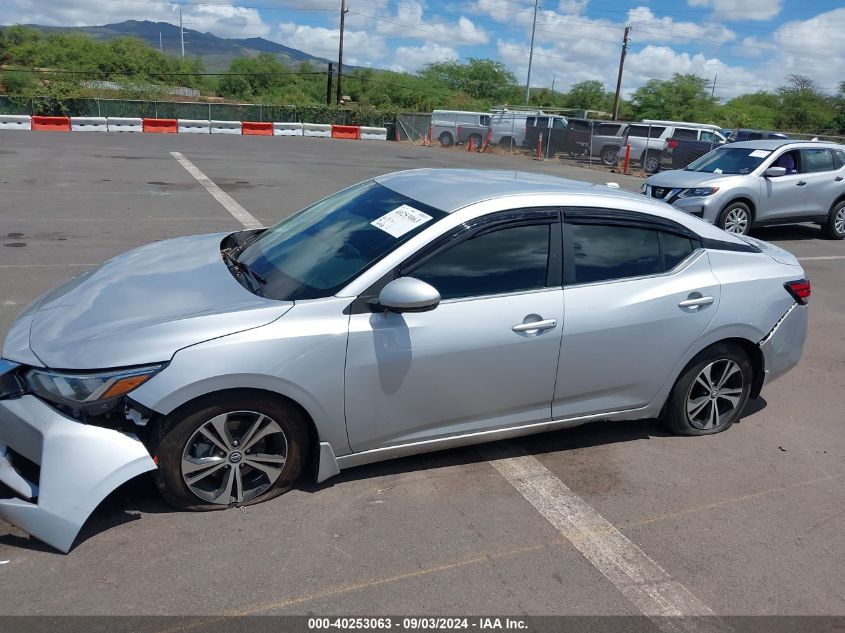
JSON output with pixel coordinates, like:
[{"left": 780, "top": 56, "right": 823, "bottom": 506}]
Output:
[
  {"left": 107, "top": 117, "right": 143, "bottom": 133},
  {"left": 210, "top": 120, "right": 242, "bottom": 135},
  {"left": 332, "top": 125, "right": 361, "bottom": 140},
  {"left": 32, "top": 116, "right": 71, "bottom": 132},
  {"left": 242, "top": 121, "right": 273, "bottom": 136},
  {"left": 360, "top": 126, "right": 388, "bottom": 141},
  {"left": 0, "top": 115, "right": 32, "bottom": 131},
  {"left": 178, "top": 119, "right": 210, "bottom": 134},
  {"left": 273, "top": 122, "right": 303, "bottom": 136},
  {"left": 143, "top": 118, "right": 178, "bottom": 133},
  {"left": 303, "top": 123, "right": 332, "bottom": 138},
  {"left": 71, "top": 117, "right": 108, "bottom": 132}
]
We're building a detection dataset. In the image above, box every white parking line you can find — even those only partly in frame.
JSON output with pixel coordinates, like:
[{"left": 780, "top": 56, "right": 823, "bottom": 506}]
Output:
[
  {"left": 169, "top": 151, "right": 263, "bottom": 229},
  {"left": 481, "top": 445, "right": 728, "bottom": 633},
  {"left": 797, "top": 255, "right": 845, "bottom": 261}
]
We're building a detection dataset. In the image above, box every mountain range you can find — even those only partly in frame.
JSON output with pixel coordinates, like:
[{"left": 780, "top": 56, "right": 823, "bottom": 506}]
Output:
[{"left": 16, "top": 20, "right": 341, "bottom": 72}]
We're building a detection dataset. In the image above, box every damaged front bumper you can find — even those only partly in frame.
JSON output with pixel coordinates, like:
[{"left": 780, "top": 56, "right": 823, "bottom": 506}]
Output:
[{"left": 0, "top": 392, "right": 157, "bottom": 553}]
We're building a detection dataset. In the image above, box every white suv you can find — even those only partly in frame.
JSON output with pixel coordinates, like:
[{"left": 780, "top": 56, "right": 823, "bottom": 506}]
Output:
[{"left": 626, "top": 121, "right": 724, "bottom": 173}]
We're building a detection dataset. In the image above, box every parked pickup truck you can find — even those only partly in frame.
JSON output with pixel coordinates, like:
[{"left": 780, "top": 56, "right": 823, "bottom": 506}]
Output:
[{"left": 664, "top": 130, "right": 727, "bottom": 169}]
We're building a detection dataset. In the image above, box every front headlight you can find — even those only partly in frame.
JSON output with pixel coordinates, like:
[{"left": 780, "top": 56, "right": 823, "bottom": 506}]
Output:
[
  {"left": 640, "top": 182, "right": 648, "bottom": 194},
  {"left": 678, "top": 187, "right": 719, "bottom": 198},
  {"left": 25, "top": 364, "right": 164, "bottom": 406}
]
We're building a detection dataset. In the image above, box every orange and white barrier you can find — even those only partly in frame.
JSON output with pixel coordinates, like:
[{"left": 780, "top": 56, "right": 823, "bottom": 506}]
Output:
[
  {"left": 242, "top": 121, "right": 273, "bottom": 136},
  {"left": 331, "top": 124, "right": 361, "bottom": 140},
  {"left": 210, "top": 120, "right": 241, "bottom": 135},
  {"left": 178, "top": 119, "right": 210, "bottom": 134},
  {"left": 107, "top": 117, "right": 143, "bottom": 133},
  {"left": 0, "top": 114, "right": 32, "bottom": 130},
  {"left": 273, "top": 122, "right": 303, "bottom": 136},
  {"left": 71, "top": 117, "right": 108, "bottom": 132},
  {"left": 142, "top": 118, "right": 178, "bottom": 133},
  {"left": 303, "top": 123, "right": 332, "bottom": 138},
  {"left": 32, "top": 116, "right": 70, "bottom": 132}
]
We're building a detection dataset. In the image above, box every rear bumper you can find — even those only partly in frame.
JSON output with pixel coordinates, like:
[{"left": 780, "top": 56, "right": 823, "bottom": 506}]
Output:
[
  {"left": 760, "top": 303, "right": 808, "bottom": 386},
  {"left": 0, "top": 394, "right": 156, "bottom": 553}
]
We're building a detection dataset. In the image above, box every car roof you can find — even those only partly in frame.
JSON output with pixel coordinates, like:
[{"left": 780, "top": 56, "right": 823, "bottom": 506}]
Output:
[
  {"left": 374, "top": 169, "right": 644, "bottom": 213},
  {"left": 373, "top": 169, "right": 748, "bottom": 245},
  {"left": 726, "top": 139, "right": 844, "bottom": 150}
]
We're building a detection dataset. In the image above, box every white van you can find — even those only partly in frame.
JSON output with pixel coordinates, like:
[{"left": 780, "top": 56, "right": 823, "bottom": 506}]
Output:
[
  {"left": 489, "top": 110, "right": 540, "bottom": 149},
  {"left": 431, "top": 110, "right": 492, "bottom": 147}
]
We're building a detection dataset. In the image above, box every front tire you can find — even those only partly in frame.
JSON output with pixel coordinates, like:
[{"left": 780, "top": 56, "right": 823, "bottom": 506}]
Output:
[
  {"left": 717, "top": 202, "right": 752, "bottom": 235},
  {"left": 643, "top": 150, "right": 662, "bottom": 173},
  {"left": 600, "top": 146, "right": 619, "bottom": 166},
  {"left": 438, "top": 132, "right": 454, "bottom": 147},
  {"left": 822, "top": 200, "right": 845, "bottom": 240},
  {"left": 662, "top": 343, "right": 752, "bottom": 436},
  {"left": 151, "top": 393, "right": 307, "bottom": 510}
]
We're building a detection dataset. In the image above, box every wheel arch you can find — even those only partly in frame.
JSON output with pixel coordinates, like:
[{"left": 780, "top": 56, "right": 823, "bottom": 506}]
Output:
[{"left": 720, "top": 196, "right": 757, "bottom": 223}]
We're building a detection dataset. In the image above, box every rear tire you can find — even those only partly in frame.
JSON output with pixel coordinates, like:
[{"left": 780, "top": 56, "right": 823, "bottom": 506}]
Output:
[
  {"left": 600, "top": 146, "right": 619, "bottom": 166},
  {"left": 661, "top": 343, "right": 752, "bottom": 436},
  {"left": 468, "top": 133, "right": 483, "bottom": 150},
  {"left": 438, "top": 132, "right": 454, "bottom": 147},
  {"left": 717, "top": 202, "right": 752, "bottom": 235},
  {"left": 151, "top": 393, "right": 307, "bottom": 511},
  {"left": 821, "top": 200, "right": 845, "bottom": 240}
]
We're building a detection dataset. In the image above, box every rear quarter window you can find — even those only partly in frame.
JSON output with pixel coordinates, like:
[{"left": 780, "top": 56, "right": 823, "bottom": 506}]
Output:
[{"left": 627, "top": 125, "right": 666, "bottom": 138}]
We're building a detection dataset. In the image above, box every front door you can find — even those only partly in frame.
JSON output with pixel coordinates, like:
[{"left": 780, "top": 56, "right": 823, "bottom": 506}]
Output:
[
  {"left": 759, "top": 150, "right": 807, "bottom": 222},
  {"left": 345, "top": 214, "right": 563, "bottom": 452}
]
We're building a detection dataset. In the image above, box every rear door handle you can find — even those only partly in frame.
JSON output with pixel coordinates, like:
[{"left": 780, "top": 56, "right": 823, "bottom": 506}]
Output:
[
  {"left": 512, "top": 319, "right": 557, "bottom": 333},
  {"left": 678, "top": 296, "right": 714, "bottom": 309},
  {"left": 835, "top": 176, "right": 843, "bottom": 182},
  {"left": 797, "top": 181, "right": 807, "bottom": 186}
]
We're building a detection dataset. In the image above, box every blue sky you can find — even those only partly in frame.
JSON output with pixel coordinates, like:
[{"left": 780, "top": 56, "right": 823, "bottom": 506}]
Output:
[{"left": 7, "top": 0, "right": 845, "bottom": 99}]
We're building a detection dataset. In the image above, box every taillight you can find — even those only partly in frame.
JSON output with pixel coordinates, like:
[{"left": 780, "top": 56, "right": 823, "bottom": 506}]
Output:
[
  {"left": 667, "top": 139, "right": 678, "bottom": 149},
  {"left": 784, "top": 279, "right": 811, "bottom": 304}
]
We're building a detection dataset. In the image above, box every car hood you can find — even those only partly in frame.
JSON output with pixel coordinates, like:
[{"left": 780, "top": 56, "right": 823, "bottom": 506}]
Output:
[
  {"left": 3, "top": 232, "right": 293, "bottom": 370},
  {"left": 647, "top": 170, "right": 737, "bottom": 188}
]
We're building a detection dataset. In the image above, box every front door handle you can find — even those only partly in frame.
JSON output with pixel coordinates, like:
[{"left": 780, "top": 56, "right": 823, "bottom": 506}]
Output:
[
  {"left": 678, "top": 296, "right": 714, "bottom": 309},
  {"left": 797, "top": 181, "right": 807, "bottom": 186},
  {"left": 835, "top": 176, "right": 843, "bottom": 182},
  {"left": 512, "top": 319, "right": 557, "bottom": 333}
]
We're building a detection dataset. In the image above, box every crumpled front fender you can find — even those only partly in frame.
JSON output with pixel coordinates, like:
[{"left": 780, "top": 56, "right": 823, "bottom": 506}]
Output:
[{"left": 0, "top": 395, "right": 157, "bottom": 553}]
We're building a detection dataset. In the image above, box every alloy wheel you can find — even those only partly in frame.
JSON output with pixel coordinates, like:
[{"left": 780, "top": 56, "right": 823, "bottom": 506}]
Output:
[
  {"left": 685, "top": 359, "right": 744, "bottom": 430},
  {"left": 180, "top": 410, "right": 288, "bottom": 505},
  {"left": 835, "top": 207, "right": 845, "bottom": 235},
  {"left": 723, "top": 207, "right": 749, "bottom": 234}
]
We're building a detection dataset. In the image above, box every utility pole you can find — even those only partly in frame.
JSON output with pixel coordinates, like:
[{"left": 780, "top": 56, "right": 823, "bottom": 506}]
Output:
[
  {"left": 551, "top": 73, "right": 556, "bottom": 94},
  {"left": 159, "top": 31, "right": 163, "bottom": 53},
  {"left": 336, "top": 0, "right": 348, "bottom": 105},
  {"left": 611, "top": 24, "right": 630, "bottom": 121},
  {"left": 711, "top": 74, "right": 717, "bottom": 100},
  {"left": 524, "top": 0, "right": 539, "bottom": 103},
  {"left": 180, "top": 8, "right": 185, "bottom": 59},
  {"left": 326, "top": 63, "right": 333, "bottom": 106}
]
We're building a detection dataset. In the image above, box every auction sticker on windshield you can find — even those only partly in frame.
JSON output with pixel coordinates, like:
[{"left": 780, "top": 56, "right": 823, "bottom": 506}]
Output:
[
  {"left": 371, "top": 205, "right": 433, "bottom": 238},
  {"left": 749, "top": 150, "right": 771, "bottom": 158}
]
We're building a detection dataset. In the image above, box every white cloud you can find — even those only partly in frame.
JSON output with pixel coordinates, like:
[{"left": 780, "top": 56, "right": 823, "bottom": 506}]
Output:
[
  {"left": 276, "top": 22, "right": 387, "bottom": 66},
  {"left": 350, "top": 0, "right": 487, "bottom": 46},
  {"left": 687, "top": 0, "right": 783, "bottom": 21},
  {"left": 390, "top": 43, "right": 458, "bottom": 72},
  {"left": 626, "top": 7, "right": 736, "bottom": 45}
]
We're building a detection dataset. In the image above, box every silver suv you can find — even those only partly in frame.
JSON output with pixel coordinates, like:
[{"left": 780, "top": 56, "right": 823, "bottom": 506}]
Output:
[{"left": 643, "top": 140, "right": 845, "bottom": 238}]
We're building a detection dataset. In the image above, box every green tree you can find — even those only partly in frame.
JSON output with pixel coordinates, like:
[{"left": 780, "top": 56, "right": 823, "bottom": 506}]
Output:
[
  {"left": 631, "top": 73, "right": 717, "bottom": 122},
  {"left": 775, "top": 74, "right": 837, "bottom": 132},
  {"left": 420, "top": 58, "right": 518, "bottom": 103}
]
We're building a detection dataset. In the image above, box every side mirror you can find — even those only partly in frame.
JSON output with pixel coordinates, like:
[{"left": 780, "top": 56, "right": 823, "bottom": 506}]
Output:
[
  {"left": 378, "top": 277, "right": 441, "bottom": 313},
  {"left": 764, "top": 166, "right": 787, "bottom": 177}
]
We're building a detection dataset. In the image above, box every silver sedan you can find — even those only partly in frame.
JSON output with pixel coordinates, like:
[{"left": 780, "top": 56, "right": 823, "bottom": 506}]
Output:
[{"left": 0, "top": 169, "right": 809, "bottom": 552}]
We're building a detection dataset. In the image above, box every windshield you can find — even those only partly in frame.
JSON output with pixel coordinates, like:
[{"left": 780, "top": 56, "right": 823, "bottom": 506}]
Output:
[
  {"left": 237, "top": 181, "right": 446, "bottom": 300},
  {"left": 685, "top": 147, "right": 772, "bottom": 175}
]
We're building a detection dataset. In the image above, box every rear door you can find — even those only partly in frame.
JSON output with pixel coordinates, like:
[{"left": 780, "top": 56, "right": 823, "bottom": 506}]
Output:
[
  {"left": 553, "top": 210, "right": 720, "bottom": 419},
  {"left": 800, "top": 148, "right": 842, "bottom": 216}
]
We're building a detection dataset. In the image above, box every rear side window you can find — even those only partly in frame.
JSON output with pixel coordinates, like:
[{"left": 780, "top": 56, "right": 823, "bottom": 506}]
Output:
[
  {"left": 628, "top": 125, "right": 666, "bottom": 138},
  {"left": 570, "top": 120, "right": 591, "bottom": 131},
  {"left": 596, "top": 124, "right": 621, "bottom": 136},
  {"left": 480, "top": 115, "right": 491, "bottom": 126},
  {"left": 801, "top": 148, "right": 835, "bottom": 173},
  {"left": 411, "top": 224, "right": 551, "bottom": 300},
  {"left": 566, "top": 225, "right": 697, "bottom": 284},
  {"left": 674, "top": 128, "right": 698, "bottom": 140}
]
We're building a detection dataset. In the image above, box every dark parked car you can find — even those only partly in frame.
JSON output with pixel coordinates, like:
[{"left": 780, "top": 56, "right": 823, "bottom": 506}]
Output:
[
  {"left": 730, "top": 129, "right": 790, "bottom": 143},
  {"left": 524, "top": 116, "right": 592, "bottom": 156},
  {"left": 665, "top": 129, "right": 727, "bottom": 169}
]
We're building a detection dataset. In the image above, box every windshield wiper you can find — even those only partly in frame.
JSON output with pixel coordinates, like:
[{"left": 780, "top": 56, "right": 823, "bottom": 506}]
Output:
[{"left": 222, "top": 249, "right": 267, "bottom": 294}]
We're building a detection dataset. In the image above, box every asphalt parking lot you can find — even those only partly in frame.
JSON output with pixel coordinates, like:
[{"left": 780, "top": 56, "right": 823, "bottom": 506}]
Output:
[{"left": 0, "top": 132, "right": 843, "bottom": 620}]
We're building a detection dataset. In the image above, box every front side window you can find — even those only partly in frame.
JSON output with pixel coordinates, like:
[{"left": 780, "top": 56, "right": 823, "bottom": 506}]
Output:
[
  {"left": 833, "top": 149, "right": 845, "bottom": 170},
  {"left": 801, "top": 148, "right": 835, "bottom": 173},
  {"left": 237, "top": 181, "right": 445, "bottom": 300},
  {"left": 410, "top": 224, "right": 551, "bottom": 301}
]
